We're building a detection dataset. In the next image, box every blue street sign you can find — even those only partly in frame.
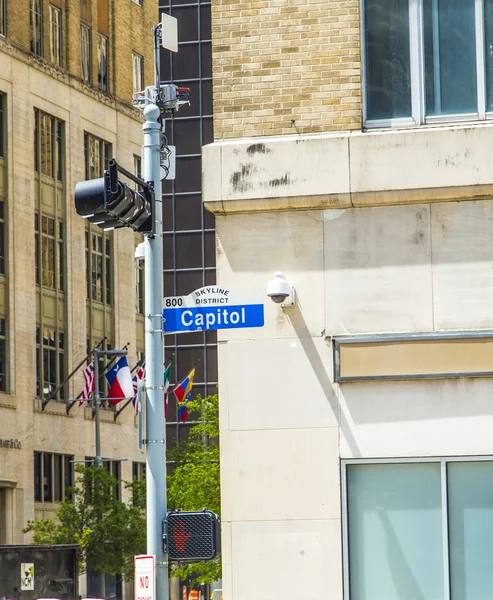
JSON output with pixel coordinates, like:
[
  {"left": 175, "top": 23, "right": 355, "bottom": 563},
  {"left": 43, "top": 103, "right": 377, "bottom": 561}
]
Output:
[{"left": 163, "top": 286, "right": 264, "bottom": 334}]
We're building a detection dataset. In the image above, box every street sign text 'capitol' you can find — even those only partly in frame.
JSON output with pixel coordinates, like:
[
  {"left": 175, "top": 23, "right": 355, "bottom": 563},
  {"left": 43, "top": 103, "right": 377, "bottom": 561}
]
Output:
[{"left": 163, "top": 286, "right": 264, "bottom": 333}]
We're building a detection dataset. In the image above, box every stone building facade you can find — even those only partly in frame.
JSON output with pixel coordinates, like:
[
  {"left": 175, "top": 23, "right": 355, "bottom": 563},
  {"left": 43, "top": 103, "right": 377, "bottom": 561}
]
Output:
[
  {"left": 0, "top": 0, "right": 156, "bottom": 596},
  {"left": 204, "top": 1, "right": 493, "bottom": 600}
]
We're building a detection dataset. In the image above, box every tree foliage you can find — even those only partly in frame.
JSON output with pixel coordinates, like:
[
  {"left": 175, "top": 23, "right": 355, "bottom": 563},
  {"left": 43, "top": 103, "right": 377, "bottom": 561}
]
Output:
[
  {"left": 167, "top": 393, "right": 221, "bottom": 586},
  {"left": 23, "top": 464, "right": 146, "bottom": 580}
]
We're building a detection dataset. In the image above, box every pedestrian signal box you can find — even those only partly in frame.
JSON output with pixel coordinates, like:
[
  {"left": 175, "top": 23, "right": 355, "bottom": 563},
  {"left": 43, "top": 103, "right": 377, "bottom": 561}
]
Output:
[{"left": 165, "top": 510, "right": 220, "bottom": 561}]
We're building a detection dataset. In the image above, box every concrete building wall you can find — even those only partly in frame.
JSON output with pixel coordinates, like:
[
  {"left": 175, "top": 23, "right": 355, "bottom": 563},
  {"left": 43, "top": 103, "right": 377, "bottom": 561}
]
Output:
[
  {"left": 203, "top": 123, "right": 493, "bottom": 599},
  {"left": 211, "top": 0, "right": 362, "bottom": 139}
]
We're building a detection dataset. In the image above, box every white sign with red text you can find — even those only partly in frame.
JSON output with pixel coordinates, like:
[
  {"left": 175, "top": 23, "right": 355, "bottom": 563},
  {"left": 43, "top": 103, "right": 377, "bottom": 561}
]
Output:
[{"left": 135, "top": 555, "right": 155, "bottom": 600}]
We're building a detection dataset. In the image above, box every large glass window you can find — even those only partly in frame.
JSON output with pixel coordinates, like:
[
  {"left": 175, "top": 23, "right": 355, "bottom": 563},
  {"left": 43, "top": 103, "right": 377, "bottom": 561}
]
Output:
[
  {"left": 49, "top": 5, "right": 62, "bottom": 67},
  {"left": 132, "top": 52, "right": 144, "bottom": 94},
  {"left": 35, "top": 214, "right": 64, "bottom": 290},
  {"left": 30, "top": 0, "right": 43, "bottom": 56},
  {"left": 80, "top": 24, "right": 91, "bottom": 83},
  {"left": 86, "top": 231, "right": 111, "bottom": 304},
  {"left": 34, "top": 109, "right": 63, "bottom": 180},
  {"left": 84, "top": 132, "right": 111, "bottom": 180},
  {"left": 345, "top": 459, "right": 493, "bottom": 600},
  {"left": 0, "top": 319, "right": 7, "bottom": 392},
  {"left": 0, "top": 0, "right": 6, "bottom": 36},
  {"left": 363, "top": 0, "right": 493, "bottom": 124},
  {"left": 97, "top": 33, "right": 109, "bottom": 92},
  {"left": 36, "top": 327, "right": 65, "bottom": 400},
  {"left": 34, "top": 451, "right": 73, "bottom": 503}
]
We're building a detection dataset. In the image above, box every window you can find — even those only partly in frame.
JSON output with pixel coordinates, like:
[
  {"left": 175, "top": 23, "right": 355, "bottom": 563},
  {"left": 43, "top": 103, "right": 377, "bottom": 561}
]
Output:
[
  {"left": 80, "top": 24, "right": 91, "bottom": 83},
  {"left": 30, "top": 0, "right": 43, "bottom": 56},
  {"left": 0, "top": 318, "right": 7, "bottom": 392},
  {"left": 363, "top": 0, "right": 493, "bottom": 125},
  {"left": 34, "top": 452, "right": 73, "bottom": 503},
  {"left": 344, "top": 458, "right": 493, "bottom": 600},
  {"left": 84, "top": 132, "right": 111, "bottom": 180},
  {"left": 35, "top": 214, "right": 64, "bottom": 290},
  {"left": 49, "top": 5, "right": 61, "bottom": 66},
  {"left": 132, "top": 0, "right": 143, "bottom": 5},
  {"left": 132, "top": 52, "right": 144, "bottom": 94},
  {"left": 0, "top": 201, "right": 5, "bottom": 276},
  {"left": 34, "top": 109, "right": 63, "bottom": 180},
  {"left": 132, "top": 461, "right": 146, "bottom": 481},
  {"left": 97, "top": 33, "right": 108, "bottom": 92},
  {"left": 86, "top": 231, "right": 111, "bottom": 304},
  {"left": 0, "top": 0, "right": 6, "bottom": 36},
  {"left": 36, "top": 327, "right": 65, "bottom": 400}
]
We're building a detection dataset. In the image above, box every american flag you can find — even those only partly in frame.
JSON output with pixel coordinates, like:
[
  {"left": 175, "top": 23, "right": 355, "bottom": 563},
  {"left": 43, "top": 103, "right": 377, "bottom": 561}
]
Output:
[
  {"left": 78, "top": 362, "right": 95, "bottom": 406},
  {"left": 132, "top": 361, "right": 146, "bottom": 414}
]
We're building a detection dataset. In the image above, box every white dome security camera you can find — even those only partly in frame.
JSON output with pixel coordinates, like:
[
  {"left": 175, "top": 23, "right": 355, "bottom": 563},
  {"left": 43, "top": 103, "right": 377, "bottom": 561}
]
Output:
[{"left": 267, "top": 272, "right": 295, "bottom": 306}]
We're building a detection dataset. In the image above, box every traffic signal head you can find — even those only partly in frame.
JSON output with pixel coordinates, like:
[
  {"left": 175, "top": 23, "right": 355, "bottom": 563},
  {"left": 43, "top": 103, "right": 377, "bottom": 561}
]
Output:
[
  {"left": 74, "top": 159, "right": 154, "bottom": 233},
  {"left": 165, "top": 510, "right": 221, "bottom": 562}
]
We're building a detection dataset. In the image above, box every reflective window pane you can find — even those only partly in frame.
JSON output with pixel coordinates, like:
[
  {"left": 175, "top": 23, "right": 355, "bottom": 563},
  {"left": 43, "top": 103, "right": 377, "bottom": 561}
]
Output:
[
  {"left": 484, "top": 0, "right": 493, "bottom": 111},
  {"left": 424, "top": 0, "right": 477, "bottom": 116},
  {"left": 448, "top": 461, "right": 493, "bottom": 600},
  {"left": 347, "top": 463, "right": 443, "bottom": 600},
  {"left": 364, "top": 0, "right": 411, "bottom": 120}
]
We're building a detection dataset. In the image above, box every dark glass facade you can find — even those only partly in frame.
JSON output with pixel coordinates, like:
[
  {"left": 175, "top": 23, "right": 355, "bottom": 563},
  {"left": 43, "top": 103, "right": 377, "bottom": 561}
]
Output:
[{"left": 159, "top": 0, "right": 215, "bottom": 444}]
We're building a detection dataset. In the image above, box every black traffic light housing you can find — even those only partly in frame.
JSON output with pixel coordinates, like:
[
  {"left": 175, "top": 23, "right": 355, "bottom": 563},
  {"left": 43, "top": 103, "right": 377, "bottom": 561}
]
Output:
[
  {"left": 165, "top": 510, "right": 221, "bottom": 562},
  {"left": 74, "top": 158, "right": 154, "bottom": 233}
]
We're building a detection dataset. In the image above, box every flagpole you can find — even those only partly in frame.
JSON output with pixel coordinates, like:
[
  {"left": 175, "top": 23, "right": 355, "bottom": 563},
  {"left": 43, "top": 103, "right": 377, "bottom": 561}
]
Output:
[
  {"left": 65, "top": 341, "right": 130, "bottom": 415},
  {"left": 43, "top": 338, "right": 106, "bottom": 411}
]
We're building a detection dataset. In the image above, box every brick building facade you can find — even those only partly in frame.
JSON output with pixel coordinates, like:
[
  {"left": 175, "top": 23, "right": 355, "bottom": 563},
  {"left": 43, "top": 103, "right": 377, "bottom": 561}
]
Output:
[{"left": 0, "top": 1, "right": 156, "bottom": 598}]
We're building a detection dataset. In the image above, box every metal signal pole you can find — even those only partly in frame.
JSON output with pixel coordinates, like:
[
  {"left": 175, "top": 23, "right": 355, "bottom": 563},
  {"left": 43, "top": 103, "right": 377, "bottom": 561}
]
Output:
[{"left": 142, "top": 102, "right": 168, "bottom": 600}]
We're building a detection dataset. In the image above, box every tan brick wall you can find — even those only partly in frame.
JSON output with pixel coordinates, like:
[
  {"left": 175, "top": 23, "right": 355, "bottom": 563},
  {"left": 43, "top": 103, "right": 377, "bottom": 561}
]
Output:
[
  {"left": 113, "top": 0, "right": 157, "bottom": 102},
  {"left": 4, "top": 0, "right": 156, "bottom": 106},
  {"left": 211, "top": 0, "right": 362, "bottom": 139}
]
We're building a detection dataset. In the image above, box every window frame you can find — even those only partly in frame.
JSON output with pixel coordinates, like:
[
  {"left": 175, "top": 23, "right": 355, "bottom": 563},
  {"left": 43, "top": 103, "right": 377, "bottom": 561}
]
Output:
[
  {"left": 0, "top": 0, "right": 6, "bottom": 36},
  {"left": 80, "top": 23, "right": 92, "bottom": 83},
  {"left": 30, "top": 0, "right": 43, "bottom": 57},
  {"left": 36, "top": 326, "right": 65, "bottom": 400},
  {"left": 97, "top": 33, "right": 109, "bottom": 92},
  {"left": 49, "top": 4, "right": 62, "bottom": 67},
  {"left": 132, "top": 52, "right": 144, "bottom": 94},
  {"left": 34, "top": 451, "right": 73, "bottom": 503},
  {"left": 362, "top": 0, "right": 493, "bottom": 128},
  {"left": 342, "top": 455, "right": 493, "bottom": 600}
]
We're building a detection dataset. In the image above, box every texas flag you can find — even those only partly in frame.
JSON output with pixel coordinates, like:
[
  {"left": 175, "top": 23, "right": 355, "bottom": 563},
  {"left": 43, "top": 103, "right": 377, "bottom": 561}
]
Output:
[{"left": 105, "top": 357, "right": 134, "bottom": 406}]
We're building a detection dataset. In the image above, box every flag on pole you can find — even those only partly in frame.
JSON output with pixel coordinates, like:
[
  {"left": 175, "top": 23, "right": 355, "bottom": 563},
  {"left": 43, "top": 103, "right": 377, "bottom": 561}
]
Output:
[
  {"left": 132, "top": 361, "right": 146, "bottom": 414},
  {"left": 173, "top": 367, "right": 195, "bottom": 422},
  {"left": 105, "top": 356, "right": 134, "bottom": 406},
  {"left": 78, "top": 362, "right": 95, "bottom": 406},
  {"left": 163, "top": 361, "right": 172, "bottom": 418}
]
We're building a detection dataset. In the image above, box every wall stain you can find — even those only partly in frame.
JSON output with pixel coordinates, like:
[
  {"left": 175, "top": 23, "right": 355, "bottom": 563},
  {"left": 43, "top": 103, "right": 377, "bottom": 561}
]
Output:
[
  {"left": 268, "top": 174, "right": 291, "bottom": 187},
  {"left": 247, "top": 143, "right": 270, "bottom": 155},
  {"left": 230, "top": 163, "right": 257, "bottom": 193}
]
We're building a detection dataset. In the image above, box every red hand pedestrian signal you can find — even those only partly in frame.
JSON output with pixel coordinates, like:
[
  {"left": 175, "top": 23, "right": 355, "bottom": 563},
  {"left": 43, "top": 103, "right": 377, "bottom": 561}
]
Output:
[
  {"left": 166, "top": 510, "right": 221, "bottom": 561},
  {"left": 173, "top": 520, "right": 191, "bottom": 553}
]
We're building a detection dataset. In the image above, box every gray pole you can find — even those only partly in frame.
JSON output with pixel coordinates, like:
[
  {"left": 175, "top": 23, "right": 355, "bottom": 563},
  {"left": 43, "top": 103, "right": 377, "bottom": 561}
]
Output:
[
  {"left": 142, "top": 103, "right": 168, "bottom": 600},
  {"left": 93, "top": 350, "right": 102, "bottom": 469}
]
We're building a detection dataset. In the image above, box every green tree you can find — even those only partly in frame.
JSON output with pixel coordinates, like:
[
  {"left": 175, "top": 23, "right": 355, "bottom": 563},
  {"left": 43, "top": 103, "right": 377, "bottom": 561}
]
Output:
[
  {"left": 167, "top": 393, "right": 221, "bottom": 586},
  {"left": 23, "top": 464, "right": 146, "bottom": 581}
]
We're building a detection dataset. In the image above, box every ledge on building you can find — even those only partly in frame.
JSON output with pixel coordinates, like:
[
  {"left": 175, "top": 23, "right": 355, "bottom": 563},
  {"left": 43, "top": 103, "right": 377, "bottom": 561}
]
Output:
[
  {"left": 33, "top": 398, "right": 71, "bottom": 415},
  {"left": 202, "top": 122, "right": 493, "bottom": 214}
]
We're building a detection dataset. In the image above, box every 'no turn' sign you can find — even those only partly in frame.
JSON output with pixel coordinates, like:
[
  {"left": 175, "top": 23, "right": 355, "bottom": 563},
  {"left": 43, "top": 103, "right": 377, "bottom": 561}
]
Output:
[{"left": 135, "top": 555, "right": 155, "bottom": 600}]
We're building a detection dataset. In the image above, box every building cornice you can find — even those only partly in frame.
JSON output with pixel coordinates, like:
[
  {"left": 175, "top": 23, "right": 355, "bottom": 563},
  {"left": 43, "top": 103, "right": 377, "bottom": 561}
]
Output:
[
  {"left": 0, "top": 36, "right": 143, "bottom": 122},
  {"left": 202, "top": 122, "right": 493, "bottom": 214}
]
